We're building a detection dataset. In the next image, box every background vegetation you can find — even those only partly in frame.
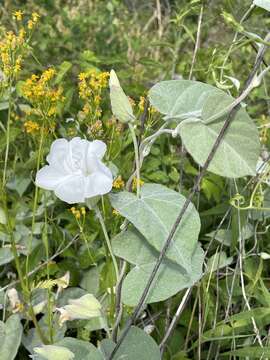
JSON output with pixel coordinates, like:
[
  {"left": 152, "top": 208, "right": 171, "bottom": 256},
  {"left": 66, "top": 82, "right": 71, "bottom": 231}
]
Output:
[{"left": 1, "top": 0, "right": 270, "bottom": 359}]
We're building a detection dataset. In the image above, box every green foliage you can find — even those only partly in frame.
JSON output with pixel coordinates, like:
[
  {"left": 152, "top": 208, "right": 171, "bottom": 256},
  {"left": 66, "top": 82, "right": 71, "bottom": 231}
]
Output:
[
  {"left": 112, "top": 227, "right": 203, "bottom": 305},
  {"left": 99, "top": 326, "right": 161, "bottom": 360},
  {"left": 149, "top": 80, "right": 260, "bottom": 177},
  {"left": 0, "top": 314, "right": 23, "bottom": 360},
  {"left": 110, "top": 184, "right": 201, "bottom": 270},
  {"left": 0, "top": 1, "right": 270, "bottom": 359}
]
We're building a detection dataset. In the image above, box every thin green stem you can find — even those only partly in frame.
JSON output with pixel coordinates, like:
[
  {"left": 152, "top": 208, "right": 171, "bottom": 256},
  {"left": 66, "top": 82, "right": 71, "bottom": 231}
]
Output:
[
  {"left": 128, "top": 123, "right": 140, "bottom": 197},
  {"left": 2, "top": 81, "right": 12, "bottom": 188},
  {"left": 25, "top": 123, "right": 45, "bottom": 287},
  {"left": 95, "top": 206, "right": 119, "bottom": 281},
  {"left": 220, "top": 4, "right": 255, "bottom": 82}
]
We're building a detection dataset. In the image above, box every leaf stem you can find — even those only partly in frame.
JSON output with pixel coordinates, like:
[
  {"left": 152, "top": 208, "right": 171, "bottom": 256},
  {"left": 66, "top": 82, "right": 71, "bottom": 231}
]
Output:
[
  {"left": 128, "top": 123, "right": 141, "bottom": 197},
  {"left": 2, "top": 81, "right": 12, "bottom": 188},
  {"left": 25, "top": 123, "right": 45, "bottom": 287}
]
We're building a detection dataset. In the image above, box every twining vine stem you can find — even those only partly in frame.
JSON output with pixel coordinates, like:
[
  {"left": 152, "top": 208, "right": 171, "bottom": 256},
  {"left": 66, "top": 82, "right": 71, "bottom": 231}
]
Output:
[{"left": 108, "top": 32, "right": 270, "bottom": 359}]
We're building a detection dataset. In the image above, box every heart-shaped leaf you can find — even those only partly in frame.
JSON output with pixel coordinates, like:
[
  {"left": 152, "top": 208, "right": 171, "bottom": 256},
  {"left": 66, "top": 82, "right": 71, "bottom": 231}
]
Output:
[
  {"left": 110, "top": 184, "right": 201, "bottom": 272},
  {"left": 149, "top": 80, "right": 260, "bottom": 178},
  {"left": 112, "top": 227, "right": 203, "bottom": 305}
]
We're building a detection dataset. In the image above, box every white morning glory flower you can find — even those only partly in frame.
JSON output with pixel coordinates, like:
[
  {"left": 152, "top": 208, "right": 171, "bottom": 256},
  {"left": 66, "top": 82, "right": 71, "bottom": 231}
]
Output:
[{"left": 36, "top": 137, "right": 113, "bottom": 204}]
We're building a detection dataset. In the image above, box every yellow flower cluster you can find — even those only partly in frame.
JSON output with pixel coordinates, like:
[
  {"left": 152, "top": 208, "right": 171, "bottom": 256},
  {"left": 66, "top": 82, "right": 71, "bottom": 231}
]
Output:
[
  {"left": 22, "top": 68, "right": 64, "bottom": 117},
  {"left": 112, "top": 209, "right": 120, "bottom": 216},
  {"left": 107, "top": 117, "right": 124, "bottom": 134},
  {"left": 24, "top": 120, "right": 40, "bottom": 134},
  {"left": 0, "top": 11, "right": 40, "bottom": 80},
  {"left": 148, "top": 105, "right": 157, "bottom": 115},
  {"left": 113, "top": 176, "right": 125, "bottom": 189},
  {"left": 27, "top": 12, "right": 40, "bottom": 30},
  {"left": 132, "top": 177, "right": 144, "bottom": 191},
  {"left": 70, "top": 206, "right": 86, "bottom": 219},
  {"left": 13, "top": 10, "right": 24, "bottom": 21},
  {"left": 138, "top": 96, "right": 145, "bottom": 112},
  {"left": 88, "top": 120, "right": 103, "bottom": 137},
  {"left": 78, "top": 70, "right": 109, "bottom": 99},
  {"left": 0, "top": 30, "right": 25, "bottom": 77},
  {"left": 78, "top": 70, "right": 109, "bottom": 120}
]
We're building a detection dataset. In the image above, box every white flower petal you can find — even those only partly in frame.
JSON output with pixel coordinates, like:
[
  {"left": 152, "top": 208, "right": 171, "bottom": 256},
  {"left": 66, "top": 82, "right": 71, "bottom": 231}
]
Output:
[
  {"left": 46, "top": 139, "right": 69, "bottom": 168},
  {"left": 85, "top": 171, "right": 113, "bottom": 198},
  {"left": 36, "top": 166, "right": 68, "bottom": 190},
  {"left": 54, "top": 175, "right": 85, "bottom": 204},
  {"left": 69, "top": 137, "right": 89, "bottom": 172},
  {"left": 88, "top": 140, "right": 107, "bottom": 159}
]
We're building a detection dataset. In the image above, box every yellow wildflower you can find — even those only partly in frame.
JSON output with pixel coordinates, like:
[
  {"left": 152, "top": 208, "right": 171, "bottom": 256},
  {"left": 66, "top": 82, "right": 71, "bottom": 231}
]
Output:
[
  {"left": 95, "top": 108, "right": 102, "bottom": 117},
  {"left": 19, "top": 29, "right": 26, "bottom": 40},
  {"left": 132, "top": 177, "right": 144, "bottom": 191},
  {"left": 94, "top": 95, "right": 101, "bottom": 105},
  {"left": 24, "top": 120, "right": 40, "bottom": 134},
  {"left": 148, "top": 106, "right": 157, "bottom": 115},
  {"left": 41, "top": 68, "right": 56, "bottom": 83},
  {"left": 78, "top": 70, "right": 109, "bottom": 99},
  {"left": 27, "top": 20, "right": 34, "bottom": 30},
  {"left": 88, "top": 120, "right": 103, "bottom": 136},
  {"left": 22, "top": 68, "right": 63, "bottom": 117},
  {"left": 32, "top": 12, "right": 40, "bottom": 23},
  {"left": 0, "top": 29, "right": 26, "bottom": 77},
  {"left": 112, "top": 209, "right": 120, "bottom": 216},
  {"left": 80, "top": 207, "right": 86, "bottom": 216},
  {"left": 113, "top": 176, "right": 125, "bottom": 189},
  {"left": 138, "top": 96, "right": 145, "bottom": 112},
  {"left": 13, "top": 10, "right": 24, "bottom": 21},
  {"left": 83, "top": 103, "right": 91, "bottom": 115}
]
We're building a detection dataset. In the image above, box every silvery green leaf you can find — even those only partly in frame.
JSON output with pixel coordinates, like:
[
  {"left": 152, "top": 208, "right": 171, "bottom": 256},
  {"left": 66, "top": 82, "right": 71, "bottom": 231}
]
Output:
[
  {"left": 149, "top": 80, "right": 260, "bottom": 178},
  {"left": 113, "top": 227, "right": 203, "bottom": 305},
  {"left": 112, "top": 227, "right": 156, "bottom": 265},
  {"left": 33, "top": 345, "right": 74, "bottom": 360},
  {"left": 149, "top": 80, "right": 222, "bottom": 122},
  {"left": 56, "top": 338, "right": 103, "bottom": 360},
  {"left": 99, "top": 326, "right": 161, "bottom": 360},
  {"left": 57, "top": 294, "right": 102, "bottom": 326},
  {"left": 179, "top": 113, "right": 259, "bottom": 178},
  {"left": 56, "top": 287, "right": 87, "bottom": 307},
  {"left": 109, "top": 70, "right": 135, "bottom": 123},
  {"left": 0, "top": 248, "right": 14, "bottom": 266},
  {"left": 254, "top": 0, "right": 270, "bottom": 11},
  {"left": 0, "top": 314, "right": 23, "bottom": 360},
  {"left": 110, "top": 184, "right": 201, "bottom": 272},
  {"left": 80, "top": 267, "right": 100, "bottom": 296}
]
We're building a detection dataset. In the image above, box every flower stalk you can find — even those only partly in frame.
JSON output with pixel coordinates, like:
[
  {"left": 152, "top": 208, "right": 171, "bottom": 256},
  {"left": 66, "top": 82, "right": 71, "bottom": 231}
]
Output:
[{"left": 94, "top": 205, "right": 119, "bottom": 281}]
